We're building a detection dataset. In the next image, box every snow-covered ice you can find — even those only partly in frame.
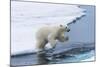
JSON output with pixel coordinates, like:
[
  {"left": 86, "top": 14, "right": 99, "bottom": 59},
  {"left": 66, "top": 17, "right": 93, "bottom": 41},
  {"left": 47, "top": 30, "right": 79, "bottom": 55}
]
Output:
[{"left": 11, "top": 1, "right": 85, "bottom": 55}]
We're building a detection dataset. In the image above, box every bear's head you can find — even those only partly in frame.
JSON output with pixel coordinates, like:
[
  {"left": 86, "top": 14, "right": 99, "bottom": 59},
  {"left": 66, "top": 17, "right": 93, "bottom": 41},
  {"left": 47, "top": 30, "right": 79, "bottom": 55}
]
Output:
[{"left": 57, "top": 24, "right": 70, "bottom": 42}]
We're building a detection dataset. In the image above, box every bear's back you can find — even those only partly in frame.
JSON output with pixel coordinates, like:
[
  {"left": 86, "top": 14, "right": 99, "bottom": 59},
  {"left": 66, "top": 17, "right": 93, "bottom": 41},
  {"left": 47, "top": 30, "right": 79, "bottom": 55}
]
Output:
[{"left": 36, "top": 26, "right": 60, "bottom": 39}]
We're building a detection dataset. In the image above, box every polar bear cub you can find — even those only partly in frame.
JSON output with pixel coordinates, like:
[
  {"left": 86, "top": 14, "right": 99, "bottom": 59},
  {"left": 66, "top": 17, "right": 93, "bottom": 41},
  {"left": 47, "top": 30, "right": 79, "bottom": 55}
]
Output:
[{"left": 35, "top": 24, "right": 70, "bottom": 52}]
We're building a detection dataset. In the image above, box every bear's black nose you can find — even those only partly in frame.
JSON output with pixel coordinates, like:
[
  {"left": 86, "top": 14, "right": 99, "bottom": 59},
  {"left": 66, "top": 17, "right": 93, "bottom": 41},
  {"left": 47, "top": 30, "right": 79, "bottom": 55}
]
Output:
[{"left": 67, "top": 29, "right": 70, "bottom": 32}]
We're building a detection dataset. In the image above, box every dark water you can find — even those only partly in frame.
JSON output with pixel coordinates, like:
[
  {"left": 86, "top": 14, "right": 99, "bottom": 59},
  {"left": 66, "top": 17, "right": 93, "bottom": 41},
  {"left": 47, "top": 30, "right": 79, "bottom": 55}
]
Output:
[{"left": 10, "top": 5, "right": 95, "bottom": 66}]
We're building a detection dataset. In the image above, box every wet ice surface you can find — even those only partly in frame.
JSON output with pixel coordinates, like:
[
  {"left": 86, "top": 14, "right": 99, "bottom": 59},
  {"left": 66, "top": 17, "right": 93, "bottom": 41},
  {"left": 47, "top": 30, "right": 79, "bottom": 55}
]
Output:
[
  {"left": 11, "top": 1, "right": 95, "bottom": 66},
  {"left": 11, "top": 42, "right": 95, "bottom": 66}
]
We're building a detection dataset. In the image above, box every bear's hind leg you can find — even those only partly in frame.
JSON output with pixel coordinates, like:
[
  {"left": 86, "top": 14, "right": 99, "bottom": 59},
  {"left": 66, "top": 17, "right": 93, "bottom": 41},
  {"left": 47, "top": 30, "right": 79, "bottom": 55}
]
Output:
[{"left": 36, "top": 39, "right": 47, "bottom": 52}]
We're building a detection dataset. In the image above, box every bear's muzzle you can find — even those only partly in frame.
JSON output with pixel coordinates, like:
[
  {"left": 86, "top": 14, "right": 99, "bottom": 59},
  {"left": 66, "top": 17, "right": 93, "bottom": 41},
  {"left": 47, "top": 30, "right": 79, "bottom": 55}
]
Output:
[{"left": 67, "top": 28, "right": 70, "bottom": 32}]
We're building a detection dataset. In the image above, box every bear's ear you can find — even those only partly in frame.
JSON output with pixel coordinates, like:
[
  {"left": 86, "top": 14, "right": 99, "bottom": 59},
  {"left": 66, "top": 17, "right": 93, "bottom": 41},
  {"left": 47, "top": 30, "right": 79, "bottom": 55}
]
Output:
[{"left": 60, "top": 24, "right": 63, "bottom": 27}]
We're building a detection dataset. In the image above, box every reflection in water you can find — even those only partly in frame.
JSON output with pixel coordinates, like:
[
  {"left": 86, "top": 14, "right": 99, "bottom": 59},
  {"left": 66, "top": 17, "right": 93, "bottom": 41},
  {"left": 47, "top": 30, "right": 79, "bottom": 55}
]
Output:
[
  {"left": 36, "top": 52, "right": 49, "bottom": 65},
  {"left": 10, "top": 42, "right": 95, "bottom": 66}
]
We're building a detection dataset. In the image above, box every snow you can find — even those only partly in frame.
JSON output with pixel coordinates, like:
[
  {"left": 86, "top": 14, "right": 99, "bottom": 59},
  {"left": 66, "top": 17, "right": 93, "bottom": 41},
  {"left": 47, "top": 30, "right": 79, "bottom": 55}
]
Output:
[{"left": 11, "top": 1, "right": 85, "bottom": 55}]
